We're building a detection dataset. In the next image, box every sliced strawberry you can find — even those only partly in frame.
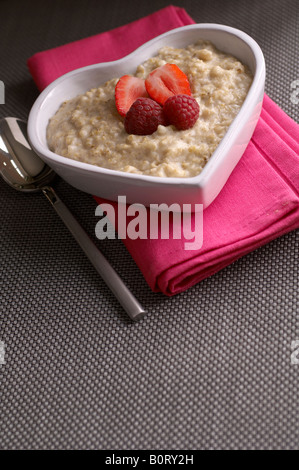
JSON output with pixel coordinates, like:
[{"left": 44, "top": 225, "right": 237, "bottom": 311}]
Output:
[
  {"left": 115, "top": 75, "right": 148, "bottom": 117},
  {"left": 145, "top": 64, "right": 192, "bottom": 106}
]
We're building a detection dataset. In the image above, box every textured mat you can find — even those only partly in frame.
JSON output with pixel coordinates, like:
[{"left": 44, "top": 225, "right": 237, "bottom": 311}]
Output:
[{"left": 0, "top": 0, "right": 299, "bottom": 450}]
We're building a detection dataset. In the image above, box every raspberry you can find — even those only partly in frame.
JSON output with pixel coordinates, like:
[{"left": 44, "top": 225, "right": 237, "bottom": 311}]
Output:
[
  {"left": 124, "top": 98, "right": 166, "bottom": 135},
  {"left": 163, "top": 94, "right": 200, "bottom": 130}
]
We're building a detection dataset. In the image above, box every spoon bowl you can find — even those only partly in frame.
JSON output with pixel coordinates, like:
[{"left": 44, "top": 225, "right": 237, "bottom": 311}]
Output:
[{"left": 0, "top": 117, "right": 54, "bottom": 192}]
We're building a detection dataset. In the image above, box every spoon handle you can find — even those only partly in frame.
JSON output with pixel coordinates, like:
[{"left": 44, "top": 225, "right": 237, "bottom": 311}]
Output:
[{"left": 42, "top": 186, "right": 146, "bottom": 321}]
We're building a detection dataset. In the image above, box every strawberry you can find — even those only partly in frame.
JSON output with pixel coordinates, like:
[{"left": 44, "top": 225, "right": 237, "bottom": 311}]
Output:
[
  {"left": 145, "top": 63, "right": 192, "bottom": 106},
  {"left": 115, "top": 75, "right": 148, "bottom": 117}
]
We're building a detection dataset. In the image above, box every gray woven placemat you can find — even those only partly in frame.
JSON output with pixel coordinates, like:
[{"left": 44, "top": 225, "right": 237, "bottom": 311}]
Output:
[{"left": 1, "top": 0, "right": 299, "bottom": 450}]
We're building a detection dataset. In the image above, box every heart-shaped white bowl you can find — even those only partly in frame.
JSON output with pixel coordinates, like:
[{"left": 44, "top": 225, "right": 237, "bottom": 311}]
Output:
[{"left": 28, "top": 24, "right": 265, "bottom": 209}]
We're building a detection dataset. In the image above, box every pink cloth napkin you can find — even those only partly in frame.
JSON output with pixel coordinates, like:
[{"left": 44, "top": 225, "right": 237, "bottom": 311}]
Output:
[
  {"left": 28, "top": 5, "right": 299, "bottom": 295},
  {"left": 28, "top": 5, "right": 193, "bottom": 91}
]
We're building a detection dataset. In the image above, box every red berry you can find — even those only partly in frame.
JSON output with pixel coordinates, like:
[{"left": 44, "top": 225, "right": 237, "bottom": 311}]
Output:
[
  {"left": 163, "top": 94, "right": 200, "bottom": 130},
  {"left": 145, "top": 63, "right": 192, "bottom": 106},
  {"left": 124, "top": 98, "right": 167, "bottom": 135},
  {"left": 115, "top": 75, "right": 148, "bottom": 117}
]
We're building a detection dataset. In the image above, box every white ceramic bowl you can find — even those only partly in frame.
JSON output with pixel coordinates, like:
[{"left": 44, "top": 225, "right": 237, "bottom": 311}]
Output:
[{"left": 28, "top": 24, "right": 265, "bottom": 209}]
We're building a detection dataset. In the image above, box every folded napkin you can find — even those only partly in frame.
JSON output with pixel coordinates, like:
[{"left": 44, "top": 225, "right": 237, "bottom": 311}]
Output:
[
  {"left": 28, "top": 5, "right": 194, "bottom": 91},
  {"left": 28, "top": 5, "right": 299, "bottom": 295}
]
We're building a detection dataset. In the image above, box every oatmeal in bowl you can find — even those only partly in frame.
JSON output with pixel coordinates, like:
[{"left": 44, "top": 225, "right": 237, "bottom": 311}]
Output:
[
  {"left": 47, "top": 40, "right": 252, "bottom": 179},
  {"left": 28, "top": 24, "right": 265, "bottom": 208}
]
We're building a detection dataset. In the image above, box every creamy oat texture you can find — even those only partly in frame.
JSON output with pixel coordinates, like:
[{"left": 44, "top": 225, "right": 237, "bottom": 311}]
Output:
[{"left": 47, "top": 41, "right": 252, "bottom": 178}]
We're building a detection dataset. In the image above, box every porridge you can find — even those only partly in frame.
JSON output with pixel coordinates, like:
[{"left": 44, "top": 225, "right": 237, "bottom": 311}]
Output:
[{"left": 47, "top": 40, "right": 252, "bottom": 178}]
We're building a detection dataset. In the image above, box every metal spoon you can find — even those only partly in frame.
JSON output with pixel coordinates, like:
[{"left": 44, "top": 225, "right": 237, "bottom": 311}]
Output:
[{"left": 0, "top": 117, "right": 146, "bottom": 321}]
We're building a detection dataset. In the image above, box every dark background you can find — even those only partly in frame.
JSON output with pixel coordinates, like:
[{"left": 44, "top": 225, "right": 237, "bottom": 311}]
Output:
[{"left": 1, "top": 0, "right": 299, "bottom": 449}]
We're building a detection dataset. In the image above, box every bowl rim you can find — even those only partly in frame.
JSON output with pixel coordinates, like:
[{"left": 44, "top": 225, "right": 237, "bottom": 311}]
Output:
[{"left": 28, "top": 23, "right": 265, "bottom": 187}]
